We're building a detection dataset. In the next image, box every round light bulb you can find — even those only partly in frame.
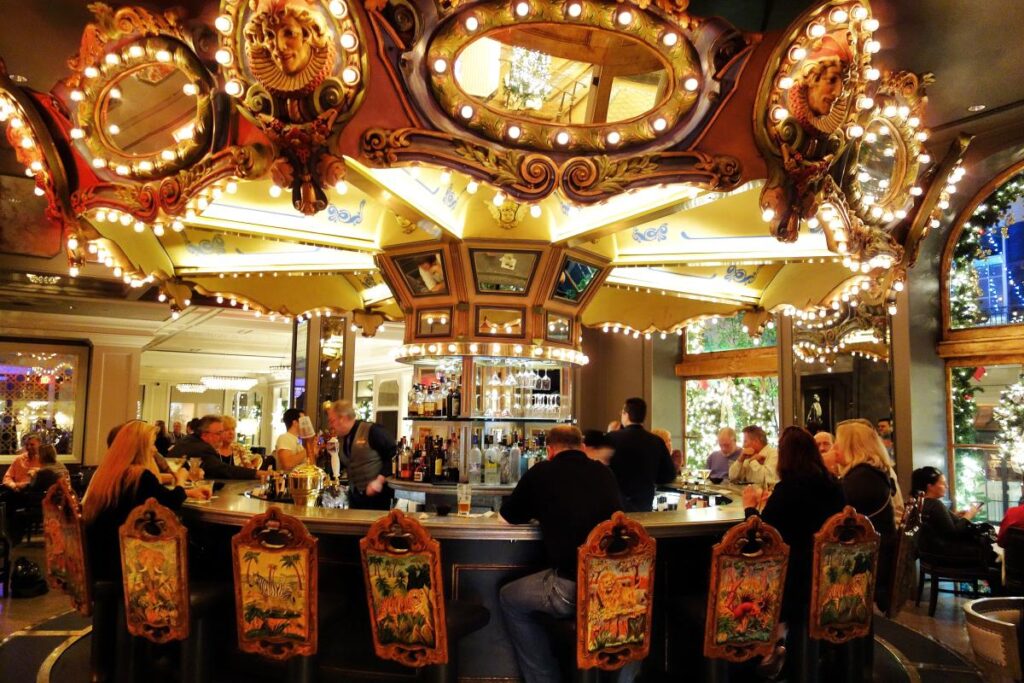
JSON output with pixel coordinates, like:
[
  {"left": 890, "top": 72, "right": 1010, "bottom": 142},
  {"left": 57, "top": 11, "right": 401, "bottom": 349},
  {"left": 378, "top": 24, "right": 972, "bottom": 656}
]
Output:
[
  {"left": 340, "top": 32, "right": 358, "bottom": 50},
  {"left": 617, "top": 9, "right": 632, "bottom": 25},
  {"left": 652, "top": 117, "right": 667, "bottom": 131},
  {"left": 515, "top": 2, "right": 530, "bottom": 17},
  {"left": 433, "top": 58, "right": 447, "bottom": 74},
  {"left": 214, "top": 15, "right": 232, "bottom": 33},
  {"left": 465, "top": 16, "right": 479, "bottom": 31},
  {"left": 567, "top": 2, "right": 582, "bottom": 17},
  {"left": 182, "top": 82, "right": 198, "bottom": 96},
  {"left": 663, "top": 32, "right": 678, "bottom": 47},
  {"left": 215, "top": 49, "right": 233, "bottom": 65},
  {"left": 529, "top": 204, "right": 541, "bottom": 218},
  {"left": 269, "top": 184, "right": 282, "bottom": 198},
  {"left": 335, "top": 180, "right": 348, "bottom": 195},
  {"left": 460, "top": 104, "right": 474, "bottom": 119},
  {"left": 133, "top": 221, "right": 145, "bottom": 233},
  {"left": 341, "top": 67, "right": 359, "bottom": 85},
  {"left": 507, "top": 125, "right": 521, "bottom": 140},
  {"left": 864, "top": 18, "right": 880, "bottom": 31},
  {"left": 224, "top": 80, "right": 243, "bottom": 97},
  {"left": 555, "top": 130, "right": 570, "bottom": 145},
  {"left": 684, "top": 77, "right": 699, "bottom": 92},
  {"left": 606, "top": 130, "right": 621, "bottom": 145}
]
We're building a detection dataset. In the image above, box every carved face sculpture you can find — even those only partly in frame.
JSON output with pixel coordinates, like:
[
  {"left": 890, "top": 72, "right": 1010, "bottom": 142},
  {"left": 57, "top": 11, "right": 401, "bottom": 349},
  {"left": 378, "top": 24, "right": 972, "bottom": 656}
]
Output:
[
  {"left": 268, "top": 14, "right": 313, "bottom": 76},
  {"left": 807, "top": 62, "right": 844, "bottom": 117},
  {"left": 244, "top": 2, "right": 336, "bottom": 95}
]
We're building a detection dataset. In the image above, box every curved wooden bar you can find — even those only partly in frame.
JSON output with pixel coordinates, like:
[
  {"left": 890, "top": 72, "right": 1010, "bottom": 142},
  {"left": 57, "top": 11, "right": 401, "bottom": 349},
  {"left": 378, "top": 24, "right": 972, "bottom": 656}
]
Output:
[
  {"left": 180, "top": 482, "right": 746, "bottom": 539},
  {"left": 180, "top": 482, "right": 746, "bottom": 680}
]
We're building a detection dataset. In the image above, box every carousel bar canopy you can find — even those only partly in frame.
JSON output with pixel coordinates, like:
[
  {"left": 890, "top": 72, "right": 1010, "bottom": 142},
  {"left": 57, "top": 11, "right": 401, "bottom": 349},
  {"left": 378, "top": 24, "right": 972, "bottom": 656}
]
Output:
[{"left": 0, "top": 0, "right": 967, "bottom": 358}]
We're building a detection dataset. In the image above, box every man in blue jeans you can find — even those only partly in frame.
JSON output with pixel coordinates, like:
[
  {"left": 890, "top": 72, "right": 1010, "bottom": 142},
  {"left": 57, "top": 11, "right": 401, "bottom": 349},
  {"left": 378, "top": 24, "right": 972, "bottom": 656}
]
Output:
[{"left": 499, "top": 425, "right": 623, "bottom": 683}]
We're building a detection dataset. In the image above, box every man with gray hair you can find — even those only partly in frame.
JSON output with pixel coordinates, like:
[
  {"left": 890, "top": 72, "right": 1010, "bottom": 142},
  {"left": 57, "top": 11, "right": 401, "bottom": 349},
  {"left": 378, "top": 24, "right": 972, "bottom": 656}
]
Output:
[
  {"left": 170, "top": 415, "right": 257, "bottom": 480},
  {"left": 728, "top": 425, "right": 779, "bottom": 487},
  {"left": 327, "top": 400, "right": 396, "bottom": 510},
  {"left": 706, "top": 427, "right": 742, "bottom": 483}
]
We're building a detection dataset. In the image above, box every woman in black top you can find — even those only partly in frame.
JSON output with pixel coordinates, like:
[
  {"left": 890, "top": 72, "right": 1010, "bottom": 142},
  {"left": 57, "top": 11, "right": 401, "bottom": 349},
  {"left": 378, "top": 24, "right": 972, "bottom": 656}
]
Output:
[
  {"left": 834, "top": 420, "right": 898, "bottom": 610},
  {"left": 743, "top": 426, "right": 846, "bottom": 623},
  {"left": 83, "top": 420, "right": 208, "bottom": 583},
  {"left": 154, "top": 420, "right": 172, "bottom": 457},
  {"left": 912, "top": 466, "right": 996, "bottom": 568}
]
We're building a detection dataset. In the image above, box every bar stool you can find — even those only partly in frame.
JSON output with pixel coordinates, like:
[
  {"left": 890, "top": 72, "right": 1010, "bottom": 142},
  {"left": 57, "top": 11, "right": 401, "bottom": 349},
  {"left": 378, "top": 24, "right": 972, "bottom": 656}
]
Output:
[
  {"left": 231, "top": 506, "right": 338, "bottom": 683},
  {"left": 701, "top": 515, "right": 790, "bottom": 682},
  {"left": 41, "top": 478, "right": 119, "bottom": 683},
  {"left": 544, "top": 511, "right": 658, "bottom": 682},
  {"left": 884, "top": 495, "right": 921, "bottom": 617},
  {"left": 808, "top": 506, "right": 881, "bottom": 683},
  {"left": 118, "top": 497, "right": 229, "bottom": 683},
  {"left": 360, "top": 509, "right": 490, "bottom": 683}
]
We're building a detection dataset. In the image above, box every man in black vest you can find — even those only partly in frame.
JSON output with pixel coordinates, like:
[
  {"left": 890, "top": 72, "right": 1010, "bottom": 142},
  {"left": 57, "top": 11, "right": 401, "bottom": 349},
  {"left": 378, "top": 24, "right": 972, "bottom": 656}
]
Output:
[
  {"left": 499, "top": 425, "right": 622, "bottom": 682},
  {"left": 607, "top": 397, "right": 676, "bottom": 512},
  {"left": 327, "top": 400, "right": 396, "bottom": 510}
]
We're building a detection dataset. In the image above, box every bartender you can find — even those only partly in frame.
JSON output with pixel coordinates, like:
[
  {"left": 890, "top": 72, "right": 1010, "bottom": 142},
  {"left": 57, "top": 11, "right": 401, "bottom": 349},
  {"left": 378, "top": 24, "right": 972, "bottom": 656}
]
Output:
[{"left": 326, "top": 399, "right": 396, "bottom": 510}]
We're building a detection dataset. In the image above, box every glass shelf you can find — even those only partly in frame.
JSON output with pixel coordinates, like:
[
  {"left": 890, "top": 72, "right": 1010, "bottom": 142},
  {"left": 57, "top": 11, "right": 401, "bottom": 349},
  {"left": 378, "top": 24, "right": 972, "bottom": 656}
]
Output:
[{"left": 403, "top": 416, "right": 573, "bottom": 423}]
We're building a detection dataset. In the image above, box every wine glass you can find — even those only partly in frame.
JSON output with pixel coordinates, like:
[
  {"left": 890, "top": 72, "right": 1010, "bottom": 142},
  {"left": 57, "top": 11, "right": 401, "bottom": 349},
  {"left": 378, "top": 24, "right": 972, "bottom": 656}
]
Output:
[{"left": 698, "top": 468, "right": 712, "bottom": 491}]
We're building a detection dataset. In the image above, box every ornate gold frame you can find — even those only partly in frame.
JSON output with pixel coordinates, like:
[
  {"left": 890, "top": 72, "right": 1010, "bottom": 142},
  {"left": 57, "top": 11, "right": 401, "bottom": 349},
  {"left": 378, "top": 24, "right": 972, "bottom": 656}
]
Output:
[{"left": 427, "top": 0, "right": 701, "bottom": 152}]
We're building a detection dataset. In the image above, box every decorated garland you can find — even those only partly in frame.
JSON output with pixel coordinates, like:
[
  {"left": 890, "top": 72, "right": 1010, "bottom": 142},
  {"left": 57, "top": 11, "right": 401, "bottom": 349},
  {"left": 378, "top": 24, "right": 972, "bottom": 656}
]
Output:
[{"left": 995, "top": 375, "right": 1024, "bottom": 471}]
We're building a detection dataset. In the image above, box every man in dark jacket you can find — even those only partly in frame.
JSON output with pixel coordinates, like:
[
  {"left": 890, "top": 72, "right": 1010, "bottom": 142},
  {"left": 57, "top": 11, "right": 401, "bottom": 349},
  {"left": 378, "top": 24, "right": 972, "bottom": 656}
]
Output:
[
  {"left": 607, "top": 397, "right": 676, "bottom": 512},
  {"left": 499, "top": 425, "right": 622, "bottom": 683},
  {"left": 327, "top": 400, "right": 396, "bottom": 510},
  {"left": 169, "top": 415, "right": 257, "bottom": 480}
]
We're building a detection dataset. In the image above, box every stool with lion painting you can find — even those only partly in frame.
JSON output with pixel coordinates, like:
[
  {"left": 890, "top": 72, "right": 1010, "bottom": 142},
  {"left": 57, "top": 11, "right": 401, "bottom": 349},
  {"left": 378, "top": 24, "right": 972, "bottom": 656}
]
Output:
[
  {"left": 701, "top": 515, "right": 790, "bottom": 683},
  {"left": 118, "top": 497, "right": 231, "bottom": 683},
  {"left": 809, "top": 505, "right": 881, "bottom": 683},
  {"left": 360, "top": 509, "right": 490, "bottom": 683},
  {"left": 41, "top": 477, "right": 120, "bottom": 683},
  {"left": 574, "top": 510, "right": 657, "bottom": 681},
  {"left": 231, "top": 506, "right": 344, "bottom": 683}
]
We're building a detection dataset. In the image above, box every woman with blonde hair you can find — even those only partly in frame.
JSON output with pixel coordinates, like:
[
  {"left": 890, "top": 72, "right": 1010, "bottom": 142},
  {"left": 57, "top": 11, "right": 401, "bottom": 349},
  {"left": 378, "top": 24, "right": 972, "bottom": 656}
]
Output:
[
  {"left": 218, "top": 415, "right": 262, "bottom": 470},
  {"left": 84, "top": 420, "right": 208, "bottom": 583},
  {"left": 833, "top": 419, "right": 901, "bottom": 610}
]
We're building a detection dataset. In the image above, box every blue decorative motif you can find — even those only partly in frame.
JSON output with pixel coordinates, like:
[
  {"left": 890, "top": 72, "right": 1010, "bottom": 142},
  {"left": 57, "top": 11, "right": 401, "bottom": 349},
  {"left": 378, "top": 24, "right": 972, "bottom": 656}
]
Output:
[
  {"left": 443, "top": 186, "right": 457, "bottom": 209},
  {"left": 724, "top": 264, "right": 758, "bottom": 285},
  {"left": 327, "top": 199, "right": 366, "bottom": 225},
  {"left": 632, "top": 224, "right": 668, "bottom": 243},
  {"left": 185, "top": 235, "right": 226, "bottom": 256}
]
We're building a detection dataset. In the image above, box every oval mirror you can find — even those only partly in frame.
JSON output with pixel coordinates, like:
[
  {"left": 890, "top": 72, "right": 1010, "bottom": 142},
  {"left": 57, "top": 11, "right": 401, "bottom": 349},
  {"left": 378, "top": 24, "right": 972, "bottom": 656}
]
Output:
[
  {"left": 454, "top": 26, "right": 668, "bottom": 125},
  {"left": 855, "top": 118, "right": 903, "bottom": 209},
  {"left": 101, "top": 66, "right": 198, "bottom": 156}
]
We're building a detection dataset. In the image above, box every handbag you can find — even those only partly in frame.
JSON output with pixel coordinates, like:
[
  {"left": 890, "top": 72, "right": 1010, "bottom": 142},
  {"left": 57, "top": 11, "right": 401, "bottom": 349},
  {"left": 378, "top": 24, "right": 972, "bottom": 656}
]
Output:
[{"left": 10, "top": 556, "right": 48, "bottom": 598}]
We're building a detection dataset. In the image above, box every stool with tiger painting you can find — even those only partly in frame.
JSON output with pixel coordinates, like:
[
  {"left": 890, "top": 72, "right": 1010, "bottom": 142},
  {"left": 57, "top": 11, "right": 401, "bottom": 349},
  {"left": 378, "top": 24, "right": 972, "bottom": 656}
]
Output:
[
  {"left": 809, "top": 505, "right": 881, "bottom": 683},
  {"left": 41, "top": 477, "right": 120, "bottom": 682},
  {"left": 231, "top": 506, "right": 342, "bottom": 683},
  {"left": 118, "top": 497, "right": 231, "bottom": 683},
  {"left": 701, "top": 514, "right": 790, "bottom": 683},
  {"left": 360, "top": 509, "right": 490, "bottom": 683}
]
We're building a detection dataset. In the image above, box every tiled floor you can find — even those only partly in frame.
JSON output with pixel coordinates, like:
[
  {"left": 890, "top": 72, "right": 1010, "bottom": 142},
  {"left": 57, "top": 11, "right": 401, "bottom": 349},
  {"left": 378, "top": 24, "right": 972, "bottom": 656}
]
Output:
[{"left": 0, "top": 543, "right": 73, "bottom": 639}]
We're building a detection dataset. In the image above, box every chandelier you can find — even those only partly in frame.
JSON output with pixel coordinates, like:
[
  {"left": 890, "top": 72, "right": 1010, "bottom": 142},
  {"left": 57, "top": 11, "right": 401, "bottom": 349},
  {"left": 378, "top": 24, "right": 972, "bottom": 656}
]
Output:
[
  {"left": 176, "top": 383, "right": 207, "bottom": 394},
  {"left": 269, "top": 364, "right": 291, "bottom": 381},
  {"left": 200, "top": 376, "right": 259, "bottom": 391},
  {"left": 504, "top": 47, "right": 552, "bottom": 111}
]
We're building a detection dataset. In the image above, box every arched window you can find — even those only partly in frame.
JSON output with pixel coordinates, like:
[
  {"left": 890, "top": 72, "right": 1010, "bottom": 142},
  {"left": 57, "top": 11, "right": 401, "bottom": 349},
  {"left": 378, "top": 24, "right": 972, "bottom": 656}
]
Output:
[{"left": 946, "top": 166, "right": 1024, "bottom": 330}]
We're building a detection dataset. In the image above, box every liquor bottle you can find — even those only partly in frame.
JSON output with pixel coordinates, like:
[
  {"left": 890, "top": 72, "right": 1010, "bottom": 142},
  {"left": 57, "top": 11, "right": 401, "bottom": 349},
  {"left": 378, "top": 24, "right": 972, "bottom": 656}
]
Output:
[
  {"left": 433, "top": 438, "right": 444, "bottom": 481},
  {"left": 484, "top": 435, "right": 500, "bottom": 485},
  {"left": 413, "top": 448, "right": 426, "bottom": 482},
  {"left": 438, "top": 382, "right": 448, "bottom": 417},
  {"left": 469, "top": 434, "right": 483, "bottom": 483},
  {"left": 413, "top": 384, "right": 424, "bottom": 416},
  {"left": 408, "top": 385, "right": 418, "bottom": 416},
  {"left": 400, "top": 444, "right": 412, "bottom": 480},
  {"left": 448, "top": 381, "right": 461, "bottom": 418},
  {"left": 509, "top": 438, "right": 522, "bottom": 484},
  {"left": 499, "top": 435, "right": 511, "bottom": 485}
]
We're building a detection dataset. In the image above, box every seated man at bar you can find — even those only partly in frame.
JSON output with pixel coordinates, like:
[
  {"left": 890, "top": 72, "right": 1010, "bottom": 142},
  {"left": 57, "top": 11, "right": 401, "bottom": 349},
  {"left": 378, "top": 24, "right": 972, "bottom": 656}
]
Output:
[
  {"left": 327, "top": 399, "right": 396, "bottom": 510},
  {"left": 606, "top": 397, "right": 676, "bottom": 511},
  {"left": 706, "top": 427, "right": 742, "bottom": 483},
  {"left": 728, "top": 425, "right": 779, "bottom": 487},
  {"left": 169, "top": 415, "right": 258, "bottom": 480},
  {"left": 499, "top": 425, "right": 623, "bottom": 683}
]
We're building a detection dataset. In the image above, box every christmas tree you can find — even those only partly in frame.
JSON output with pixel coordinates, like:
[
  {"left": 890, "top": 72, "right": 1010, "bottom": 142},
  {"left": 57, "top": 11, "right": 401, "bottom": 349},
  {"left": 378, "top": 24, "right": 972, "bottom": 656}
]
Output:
[
  {"left": 995, "top": 375, "right": 1024, "bottom": 471},
  {"left": 684, "top": 377, "right": 779, "bottom": 467}
]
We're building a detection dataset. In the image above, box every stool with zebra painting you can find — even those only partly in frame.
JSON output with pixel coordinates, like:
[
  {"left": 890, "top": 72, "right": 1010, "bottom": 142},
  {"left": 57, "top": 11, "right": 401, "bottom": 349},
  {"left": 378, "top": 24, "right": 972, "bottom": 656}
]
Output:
[{"left": 231, "top": 506, "right": 321, "bottom": 683}]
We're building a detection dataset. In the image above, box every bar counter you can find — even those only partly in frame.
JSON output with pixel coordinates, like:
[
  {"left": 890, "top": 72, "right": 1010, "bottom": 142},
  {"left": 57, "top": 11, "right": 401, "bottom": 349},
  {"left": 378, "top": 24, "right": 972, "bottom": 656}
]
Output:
[
  {"left": 180, "top": 481, "right": 746, "bottom": 680},
  {"left": 181, "top": 481, "right": 746, "bottom": 538}
]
